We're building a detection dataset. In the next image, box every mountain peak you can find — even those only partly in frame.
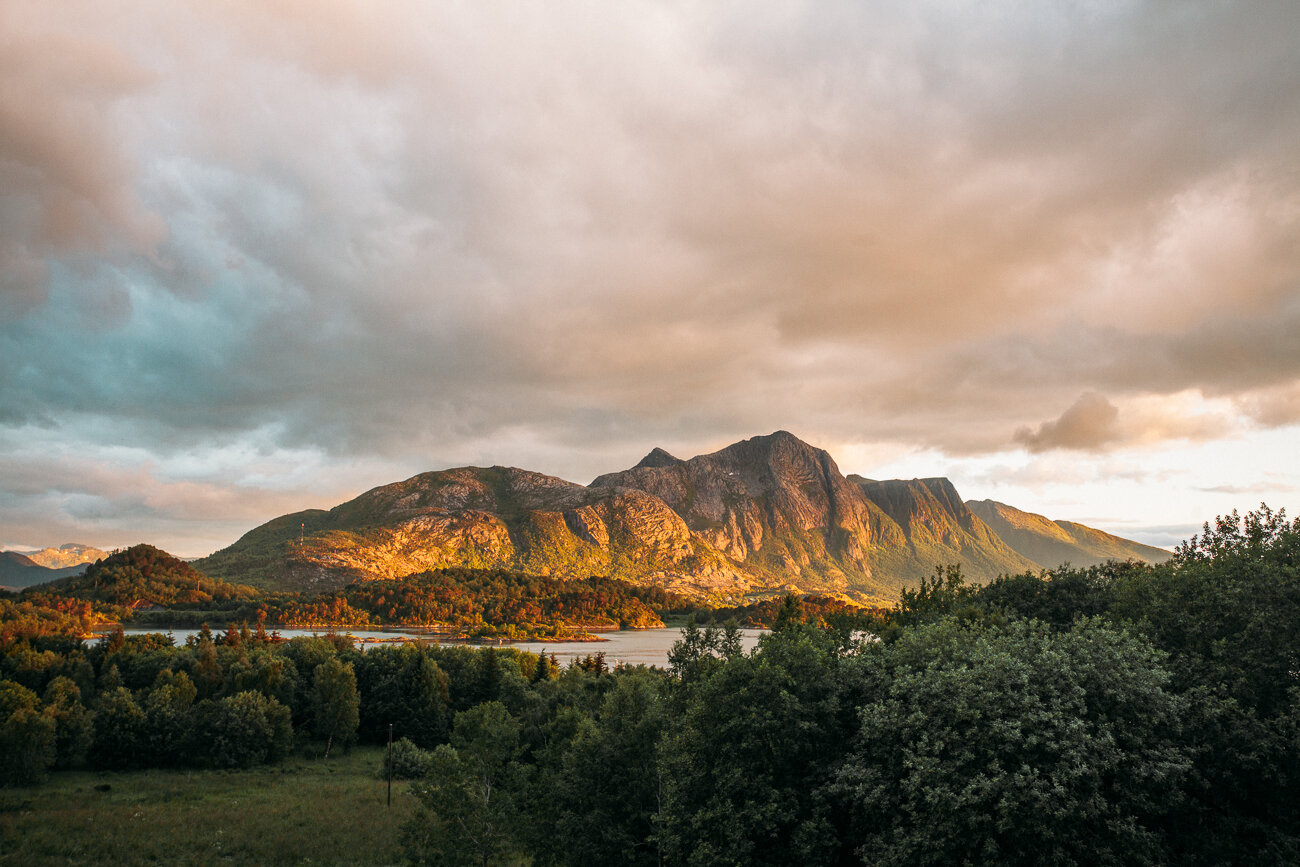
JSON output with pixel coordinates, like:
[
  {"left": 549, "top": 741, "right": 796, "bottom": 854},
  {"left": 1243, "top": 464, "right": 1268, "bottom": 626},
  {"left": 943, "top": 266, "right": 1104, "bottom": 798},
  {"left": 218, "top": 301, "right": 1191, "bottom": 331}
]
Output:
[
  {"left": 635, "top": 447, "right": 682, "bottom": 469},
  {"left": 747, "top": 429, "right": 815, "bottom": 451},
  {"left": 713, "top": 430, "right": 833, "bottom": 468}
]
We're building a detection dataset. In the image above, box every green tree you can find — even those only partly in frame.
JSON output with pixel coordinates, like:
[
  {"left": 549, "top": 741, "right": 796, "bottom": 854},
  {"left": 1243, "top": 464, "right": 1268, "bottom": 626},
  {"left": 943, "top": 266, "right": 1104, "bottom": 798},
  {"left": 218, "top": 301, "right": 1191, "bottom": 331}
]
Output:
[
  {"left": 835, "top": 617, "right": 1191, "bottom": 866},
  {"left": 199, "top": 690, "right": 292, "bottom": 768},
  {"left": 91, "top": 686, "right": 146, "bottom": 769},
  {"left": 885, "top": 563, "right": 982, "bottom": 633},
  {"left": 404, "top": 701, "right": 525, "bottom": 866},
  {"left": 0, "top": 680, "right": 56, "bottom": 786},
  {"left": 659, "top": 624, "right": 848, "bottom": 865},
  {"left": 225, "top": 649, "right": 297, "bottom": 709},
  {"left": 1107, "top": 506, "right": 1300, "bottom": 861},
  {"left": 1111, "top": 505, "right": 1300, "bottom": 715},
  {"left": 193, "top": 630, "right": 223, "bottom": 699},
  {"left": 976, "top": 562, "right": 1127, "bottom": 629},
  {"left": 276, "top": 635, "right": 344, "bottom": 726},
  {"left": 355, "top": 644, "right": 449, "bottom": 747},
  {"left": 547, "top": 672, "right": 667, "bottom": 866},
  {"left": 666, "top": 615, "right": 736, "bottom": 688},
  {"left": 42, "top": 676, "right": 93, "bottom": 769},
  {"left": 312, "top": 656, "right": 359, "bottom": 758},
  {"left": 142, "top": 669, "right": 198, "bottom": 766},
  {"left": 772, "top": 594, "right": 805, "bottom": 631}
]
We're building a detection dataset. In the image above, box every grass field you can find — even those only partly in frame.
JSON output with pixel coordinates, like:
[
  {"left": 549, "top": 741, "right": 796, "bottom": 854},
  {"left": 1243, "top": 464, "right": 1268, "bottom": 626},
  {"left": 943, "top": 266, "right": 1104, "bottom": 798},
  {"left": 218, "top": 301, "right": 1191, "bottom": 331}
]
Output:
[{"left": 0, "top": 746, "right": 415, "bottom": 865}]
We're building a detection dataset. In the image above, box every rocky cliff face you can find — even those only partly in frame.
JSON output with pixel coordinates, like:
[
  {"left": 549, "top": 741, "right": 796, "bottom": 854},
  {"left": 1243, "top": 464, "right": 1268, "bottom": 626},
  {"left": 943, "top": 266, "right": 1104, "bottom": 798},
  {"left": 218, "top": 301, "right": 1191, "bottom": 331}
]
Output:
[
  {"left": 197, "top": 432, "right": 1169, "bottom": 603},
  {"left": 593, "top": 431, "right": 902, "bottom": 582}
]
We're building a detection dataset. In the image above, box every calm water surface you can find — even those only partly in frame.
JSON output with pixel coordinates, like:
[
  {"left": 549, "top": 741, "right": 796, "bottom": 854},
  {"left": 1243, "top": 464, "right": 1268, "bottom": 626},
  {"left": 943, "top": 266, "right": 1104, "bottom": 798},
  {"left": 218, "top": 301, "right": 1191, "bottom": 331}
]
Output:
[{"left": 104, "top": 626, "right": 767, "bottom": 668}]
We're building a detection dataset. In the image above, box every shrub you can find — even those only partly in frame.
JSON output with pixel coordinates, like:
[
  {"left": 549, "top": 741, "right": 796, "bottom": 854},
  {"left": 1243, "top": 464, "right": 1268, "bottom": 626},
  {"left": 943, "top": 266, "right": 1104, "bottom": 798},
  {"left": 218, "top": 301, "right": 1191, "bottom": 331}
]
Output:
[
  {"left": 198, "top": 690, "right": 293, "bottom": 768},
  {"left": 382, "top": 736, "right": 435, "bottom": 780}
]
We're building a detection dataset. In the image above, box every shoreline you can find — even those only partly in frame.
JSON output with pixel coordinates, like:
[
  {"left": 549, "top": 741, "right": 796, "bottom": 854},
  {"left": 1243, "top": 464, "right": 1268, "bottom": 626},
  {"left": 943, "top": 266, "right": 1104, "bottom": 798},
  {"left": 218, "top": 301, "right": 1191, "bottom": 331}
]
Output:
[{"left": 86, "top": 622, "right": 645, "bottom": 646}]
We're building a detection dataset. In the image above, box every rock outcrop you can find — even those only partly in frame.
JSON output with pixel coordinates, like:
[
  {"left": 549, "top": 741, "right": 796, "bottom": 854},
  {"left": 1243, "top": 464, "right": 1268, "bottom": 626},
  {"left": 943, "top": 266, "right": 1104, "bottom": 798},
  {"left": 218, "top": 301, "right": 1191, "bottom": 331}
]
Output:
[
  {"left": 594, "top": 432, "right": 901, "bottom": 585},
  {"left": 847, "top": 477, "right": 1040, "bottom": 585}
]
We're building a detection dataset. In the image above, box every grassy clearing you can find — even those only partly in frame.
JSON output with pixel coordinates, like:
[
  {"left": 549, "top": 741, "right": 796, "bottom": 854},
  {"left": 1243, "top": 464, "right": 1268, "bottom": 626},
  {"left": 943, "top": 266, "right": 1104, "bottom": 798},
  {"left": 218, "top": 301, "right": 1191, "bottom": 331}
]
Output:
[{"left": 0, "top": 745, "right": 414, "bottom": 866}]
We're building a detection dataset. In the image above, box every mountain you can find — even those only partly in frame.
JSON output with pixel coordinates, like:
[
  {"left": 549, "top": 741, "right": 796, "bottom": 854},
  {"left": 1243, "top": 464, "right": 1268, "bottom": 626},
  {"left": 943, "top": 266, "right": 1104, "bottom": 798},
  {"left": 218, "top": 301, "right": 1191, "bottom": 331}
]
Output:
[
  {"left": 197, "top": 465, "right": 747, "bottom": 597},
  {"left": 966, "top": 500, "right": 1172, "bottom": 568},
  {"left": 0, "top": 551, "right": 88, "bottom": 590},
  {"left": 197, "top": 432, "right": 1168, "bottom": 603},
  {"left": 592, "top": 431, "right": 904, "bottom": 591},
  {"left": 19, "top": 543, "right": 107, "bottom": 570}
]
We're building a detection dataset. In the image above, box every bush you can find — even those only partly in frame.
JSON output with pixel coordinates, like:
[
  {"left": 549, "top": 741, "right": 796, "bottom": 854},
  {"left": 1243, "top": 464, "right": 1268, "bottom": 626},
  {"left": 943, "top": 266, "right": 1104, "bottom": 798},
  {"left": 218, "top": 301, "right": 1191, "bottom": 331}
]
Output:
[
  {"left": 381, "top": 736, "right": 435, "bottom": 779},
  {"left": 198, "top": 690, "right": 293, "bottom": 768}
]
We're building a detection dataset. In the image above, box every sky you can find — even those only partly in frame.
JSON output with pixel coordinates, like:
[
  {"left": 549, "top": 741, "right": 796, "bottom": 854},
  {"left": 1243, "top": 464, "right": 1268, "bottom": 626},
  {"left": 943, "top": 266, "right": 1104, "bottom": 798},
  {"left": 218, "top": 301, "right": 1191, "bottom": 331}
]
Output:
[{"left": 2, "top": 1, "right": 1298, "bottom": 558}]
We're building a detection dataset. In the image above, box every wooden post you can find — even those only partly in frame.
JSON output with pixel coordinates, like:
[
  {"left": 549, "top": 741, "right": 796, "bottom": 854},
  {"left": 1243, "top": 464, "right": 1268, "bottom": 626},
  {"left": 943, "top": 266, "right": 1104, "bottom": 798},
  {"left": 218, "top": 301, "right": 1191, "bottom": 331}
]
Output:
[{"left": 387, "top": 723, "right": 393, "bottom": 807}]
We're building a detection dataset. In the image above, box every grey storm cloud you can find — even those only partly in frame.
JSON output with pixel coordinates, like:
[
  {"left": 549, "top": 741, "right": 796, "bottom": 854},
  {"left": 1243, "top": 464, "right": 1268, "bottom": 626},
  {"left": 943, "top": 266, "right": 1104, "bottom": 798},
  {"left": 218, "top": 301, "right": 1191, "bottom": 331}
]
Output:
[
  {"left": 2, "top": 1, "right": 1300, "bottom": 551},
  {"left": 1016, "top": 393, "right": 1121, "bottom": 453}
]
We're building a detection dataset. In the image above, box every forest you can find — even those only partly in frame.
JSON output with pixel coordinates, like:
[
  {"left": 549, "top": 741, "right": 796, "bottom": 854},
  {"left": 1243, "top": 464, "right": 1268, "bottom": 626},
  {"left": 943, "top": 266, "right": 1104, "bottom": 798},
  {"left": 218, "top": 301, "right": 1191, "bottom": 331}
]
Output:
[
  {"left": 3, "top": 548, "right": 707, "bottom": 640},
  {"left": 1, "top": 506, "right": 1297, "bottom": 865}
]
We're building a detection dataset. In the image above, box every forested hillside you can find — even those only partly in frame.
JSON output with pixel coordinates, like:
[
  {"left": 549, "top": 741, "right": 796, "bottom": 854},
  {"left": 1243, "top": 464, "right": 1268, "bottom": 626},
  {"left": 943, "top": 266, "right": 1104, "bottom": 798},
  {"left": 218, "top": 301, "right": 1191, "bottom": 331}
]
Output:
[
  {"left": 265, "top": 570, "right": 680, "bottom": 636},
  {"left": 7, "top": 557, "right": 700, "bottom": 641},
  {"left": 48, "top": 544, "right": 259, "bottom": 606}
]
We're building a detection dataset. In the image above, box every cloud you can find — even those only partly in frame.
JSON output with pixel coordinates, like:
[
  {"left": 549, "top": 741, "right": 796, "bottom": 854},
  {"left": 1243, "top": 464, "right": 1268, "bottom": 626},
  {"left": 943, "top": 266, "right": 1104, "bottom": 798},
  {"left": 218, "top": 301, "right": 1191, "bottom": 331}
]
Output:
[
  {"left": 0, "top": 424, "right": 406, "bottom": 556},
  {"left": 1, "top": 1, "right": 1299, "bottom": 550},
  {"left": 1015, "top": 393, "right": 1121, "bottom": 452},
  {"left": 1237, "top": 383, "right": 1300, "bottom": 428},
  {"left": 0, "top": 3, "right": 168, "bottom": 318},
  {"left": 1197, "top": 483, "right": 1296, "bottom": 496},
  {"left": 1012, "top": 390, "right": 1242, "bottom": 454}
]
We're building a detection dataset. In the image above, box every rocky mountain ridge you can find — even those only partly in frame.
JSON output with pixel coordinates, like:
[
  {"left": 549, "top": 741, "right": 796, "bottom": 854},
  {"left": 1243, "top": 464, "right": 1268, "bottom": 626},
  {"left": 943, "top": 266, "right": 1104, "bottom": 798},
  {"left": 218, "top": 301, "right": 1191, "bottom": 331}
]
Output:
[
  {"left": 197, "top": 431, "right": 1168, "bottom": 603},
  {"left": 19, "top": 543, "right": 108, "bottom": 570}
]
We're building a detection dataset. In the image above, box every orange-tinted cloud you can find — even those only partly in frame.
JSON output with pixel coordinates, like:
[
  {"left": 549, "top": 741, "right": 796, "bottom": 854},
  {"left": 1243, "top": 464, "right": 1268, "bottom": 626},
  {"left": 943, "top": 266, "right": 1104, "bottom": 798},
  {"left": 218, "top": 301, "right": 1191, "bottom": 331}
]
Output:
[{"left": 1, "top": 1, "right": 1298, "bottom": 550}]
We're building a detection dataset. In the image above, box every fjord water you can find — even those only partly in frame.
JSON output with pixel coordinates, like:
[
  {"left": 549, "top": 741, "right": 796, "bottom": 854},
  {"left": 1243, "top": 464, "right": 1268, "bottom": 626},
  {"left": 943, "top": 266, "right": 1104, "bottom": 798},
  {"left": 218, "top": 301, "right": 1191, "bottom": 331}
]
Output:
[
  {"left": 107, "top": 626, "right": 767, "bottom": 668},
  {"left": 509, "top": 626, "right": 766, "bottom": 666}
]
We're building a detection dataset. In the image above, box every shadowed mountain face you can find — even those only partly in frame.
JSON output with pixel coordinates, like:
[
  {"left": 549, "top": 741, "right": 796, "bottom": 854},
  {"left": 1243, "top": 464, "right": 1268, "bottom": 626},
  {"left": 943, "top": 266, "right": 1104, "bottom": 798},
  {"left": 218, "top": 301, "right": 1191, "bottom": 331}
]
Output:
[
  {"left": 967, "top": 500, "right": 1172, "bottom": 569},
  {"left": 847, "top": 477, "right": 1040, "bottom": 582},
  {"left": 196, "top": 432, "right": 1168, "bottom": 603},
  {"left": 0, "top": 550, "right": 91, "bottom": 590}
]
